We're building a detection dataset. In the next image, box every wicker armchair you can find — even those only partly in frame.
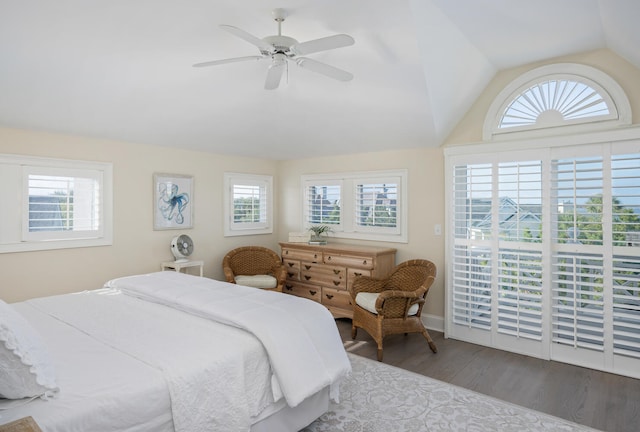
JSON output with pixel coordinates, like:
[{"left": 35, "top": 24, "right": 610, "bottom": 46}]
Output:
[
  {"left": 349, "top": 259, "right": 438, "bottom": 361},
  {"left": 222, "top": 246, "right": 286, "bottom": 292}
]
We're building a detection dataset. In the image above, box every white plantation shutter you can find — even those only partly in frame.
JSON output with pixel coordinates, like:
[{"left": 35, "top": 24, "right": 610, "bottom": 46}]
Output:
[
  {"left": 551, "top": 156, "right": 604, "bottom": 245},
  {"left": 551, "top": 253, "right": 605, "bottom": 351},
  {"left": 452, "top": 245, "right": 492, "bottom": 330},
  {"left": 224, "top": 173, "right": 273, "bottom": 236},
  {"left": 497, "top": 248, "right": 543, "bottom": 340},
  {"left": 610, "top": 152, "right": 640, "bottom": 359},
  {"left": 304, "top": 181, "right": 342, "bottom": 228},
  {"left": 612, "top": 255, "right": 640, "bottom": 358},
  {"left": 23, "top": 167, "right": 104, "bottom": 241},
  {"left": 354, "top": 179, "right": 399, "bottom": 234},
  {"left": 447, "top": 140, "right": 640, "bottom": 378},
  {"left": 452, "top": 164, "right": 493, "bottom": 333}
]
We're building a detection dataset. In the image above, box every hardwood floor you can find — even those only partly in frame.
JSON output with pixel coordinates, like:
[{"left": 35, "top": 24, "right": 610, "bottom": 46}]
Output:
[{"left": 335, "top": 318, "right": 640, "bottom": 432}]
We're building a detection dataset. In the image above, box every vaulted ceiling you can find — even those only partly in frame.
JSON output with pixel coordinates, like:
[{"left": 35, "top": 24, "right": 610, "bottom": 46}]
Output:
[{"left": 1, "top": 0, "right": 638, "bottom": 159}]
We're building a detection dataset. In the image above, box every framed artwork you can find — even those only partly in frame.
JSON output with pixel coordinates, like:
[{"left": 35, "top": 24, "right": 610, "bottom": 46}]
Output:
[{"left": 153, "top": 173, "right": 193, "bottom": 230}]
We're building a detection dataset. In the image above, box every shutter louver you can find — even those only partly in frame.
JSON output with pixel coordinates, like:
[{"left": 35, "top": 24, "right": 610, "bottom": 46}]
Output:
[
  {"left": 452, "top": 245, "right": 492, "bottom": 330},
  {"left": 497, "top": 248, "right": 543, "bottom": 340},
  {"left": 552, "top": 252, "right": 605, "bottom": 352},
  {"left": 305, "top": 184, "right": 341, "bottom": 226},
  {"left": 612, "top": 255, "right": 640, "bottom": 359}
]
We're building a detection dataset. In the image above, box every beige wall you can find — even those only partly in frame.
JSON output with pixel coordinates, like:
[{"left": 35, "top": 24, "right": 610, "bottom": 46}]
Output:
[
  {"left": 3, "top": 48, "right": 638, "bottom": 327},
  {"left": 0, "top": 127, "right": 279, "bottom": 302},
  {"left": 446, "top": 48, "right": 640, "bottom": 145},
  {"left": 277, "top": 148, "right": 446, "bottom": 321}
]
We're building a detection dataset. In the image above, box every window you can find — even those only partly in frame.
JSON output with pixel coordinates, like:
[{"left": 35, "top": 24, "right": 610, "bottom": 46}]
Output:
[
  {"left": 302, "top": 170, "right": 407, "bottom": 243},
  {"left": 0, "top": 154, "right": 112, "bottom": 253},
  {"left": 446, "top": 137, "right": 640, "bottom": 378},
  {"left": 224, "top": 173, "right": 273, "bottom": 236},
  {"left": 484, "top": 64, "right": 631, "bottom": 140}
]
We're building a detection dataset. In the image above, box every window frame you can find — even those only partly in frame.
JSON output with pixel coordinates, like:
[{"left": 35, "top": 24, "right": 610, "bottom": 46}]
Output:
[
  {"left": 302, "top": 169, "right": 408, "bottom": 243},
  {"left": 223, "top": 172, "right": 273, "bottom": 237},
  {"left": 483, "top": 63, "right": 632, "bottom": 141},
  {"left": 0, "top": 154, "right": 113, "bottom": 253}
]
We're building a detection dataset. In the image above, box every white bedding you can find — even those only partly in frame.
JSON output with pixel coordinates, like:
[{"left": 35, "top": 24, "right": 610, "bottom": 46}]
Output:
[
  {"left": 1, "top": 272, "right": 349, "bottom": 432},
  {"left": 0, "top": 300, "right": 173, "bottom": 432},
  {"left": 108, "top": 271, "right": 351, "bottom": 407}
]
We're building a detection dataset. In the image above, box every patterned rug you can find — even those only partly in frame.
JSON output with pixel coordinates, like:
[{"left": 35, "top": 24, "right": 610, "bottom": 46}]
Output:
[{"left": 303, "top": 353, "right": 600, "bottom": 432}]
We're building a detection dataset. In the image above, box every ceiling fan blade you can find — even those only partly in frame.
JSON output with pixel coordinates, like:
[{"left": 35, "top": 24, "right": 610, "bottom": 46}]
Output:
[
  {"left": 193, "top": 55, "right": 264, "bottom": 68},
  {"left": 291, "top": 34, "right": 354, "bottom": 56},
  {"left": 295, "top": 57, "right": 353, "bottom": 82},
  {"left": 220, "top": 25, "right": 274, "bottom": 53},
  {"left": 265, "top": 55, "right": 287, "bottom": 90}
]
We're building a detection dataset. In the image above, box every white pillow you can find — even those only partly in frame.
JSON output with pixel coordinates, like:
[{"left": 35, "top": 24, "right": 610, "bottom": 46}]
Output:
[
  {"left": 355, "top": 292, "right": 419, "bottom": 316},
  {"left": 0, "top": 300, "right": 59, "bottom": 400},
  {"left": 234, "top": 274, "right": 278, "bottom": 289}
]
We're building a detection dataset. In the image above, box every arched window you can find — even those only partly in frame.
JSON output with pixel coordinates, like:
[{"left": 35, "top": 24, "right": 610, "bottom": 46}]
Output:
[{"left": 484, "top": 63, "right": 631, "bottom": 140}]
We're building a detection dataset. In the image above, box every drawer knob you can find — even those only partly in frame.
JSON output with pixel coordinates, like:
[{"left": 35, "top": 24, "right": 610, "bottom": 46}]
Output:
[
  {"left": 305, "top": 265, "right": 311, "bottom": 270},
  {"left": 304, "top": 275, "right": 312, "bottom": 281},
  {"left": 333, "top": 281, "right": 341, "bottom": 286},
  {"left": 285, "top": 285, "right": 293, "bottom": 291},
  {"left": 288, "top": 262, "right": 295, "bottom": 267},
  {"left": 354, "top": 272, "right": 362, "bottom": 277},
  {"left": 309, "top": 290, "right": 317, "bottom": 296},
  {"left": 325, "top": 294, "right": 334, "bottom": 300},
  {"left": 287, "top": 272, "right": 295, "bottom": 278},
  {"left": 362, "top": 260, "right": 368, "bottom": 265},
  {"left": 327, "top": 256, "right": 332, "bottom": 261},
  {"left": 333, "top": 269, "right": 341, "bottom": 274}
]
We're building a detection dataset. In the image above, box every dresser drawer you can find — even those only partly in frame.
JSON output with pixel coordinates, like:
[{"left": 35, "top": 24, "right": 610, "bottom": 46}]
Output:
[
  {"left": 283, "top": 259, "right": 300, "bottom": 280},
  {"left": 324, "top": 253, "right": 375, "bottom": 269},
  {"left": 283, "top": 281, "right": 321, "bottom": 302},
  {"left": 322, "top": 287, "right": 354, "bottom": 312},
  {"left": 300, "top": 263, "right": 347, "bottom": 289},
  {"left": 282, "top": 248, "right": 322, "bottom": 263},
  {"left": 347, "top": 268, "right": 372, "bottom": 288}
]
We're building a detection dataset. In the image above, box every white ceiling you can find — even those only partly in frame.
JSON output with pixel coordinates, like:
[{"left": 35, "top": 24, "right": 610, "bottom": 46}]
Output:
[{"left": 1, "top": 0, "right": 638, "bottom": 160}]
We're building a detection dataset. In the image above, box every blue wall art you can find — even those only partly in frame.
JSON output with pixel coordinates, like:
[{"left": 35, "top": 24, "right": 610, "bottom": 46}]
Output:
[{"left": 153, "top": 173, "right": 193, "bottom": 230}]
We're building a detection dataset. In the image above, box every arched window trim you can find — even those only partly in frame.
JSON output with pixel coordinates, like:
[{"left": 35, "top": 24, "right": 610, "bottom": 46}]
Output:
[{"left": 483, "top": 63, "right": 632, "bottom": 141}]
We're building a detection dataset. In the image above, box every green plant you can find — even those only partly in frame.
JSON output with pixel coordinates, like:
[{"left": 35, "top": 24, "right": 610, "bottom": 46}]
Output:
[{"left": 308, "top": 225, "right": 332, "bottom": 237}]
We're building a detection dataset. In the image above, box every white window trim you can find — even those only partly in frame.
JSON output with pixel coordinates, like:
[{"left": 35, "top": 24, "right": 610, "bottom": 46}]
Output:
[
  {"left": 0, "top": 154, "right": 113, "bottom": 253},
  {"left": 483, "top": 63, "right": 632, "bottom": 141},
  {"left": 302, "top": 169, "right": 408, "bottom": 243},
  {"left": 223, "top": 172, "right": 273, "bottom": 237}
]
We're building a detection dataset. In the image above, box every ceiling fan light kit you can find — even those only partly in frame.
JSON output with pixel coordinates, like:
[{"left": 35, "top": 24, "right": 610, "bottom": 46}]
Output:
[{"left": 193, "top": 8, "right": 355, "bottom": 90}]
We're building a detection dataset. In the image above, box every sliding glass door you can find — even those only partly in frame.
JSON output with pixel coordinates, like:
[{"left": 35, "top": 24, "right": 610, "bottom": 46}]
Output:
[{"left": 446, "top": 140, "right": 640, "bottom": 378}]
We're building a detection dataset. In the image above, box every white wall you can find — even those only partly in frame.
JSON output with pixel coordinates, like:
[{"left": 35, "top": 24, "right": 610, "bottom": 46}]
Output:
[{"left": 0, "top": 127, "right": 279, "bottom": 302}]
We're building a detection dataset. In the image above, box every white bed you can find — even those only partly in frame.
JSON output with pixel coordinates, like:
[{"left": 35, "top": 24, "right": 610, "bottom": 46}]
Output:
[{"left": 0, "top": 271, "right": 350, "bottom": 432}]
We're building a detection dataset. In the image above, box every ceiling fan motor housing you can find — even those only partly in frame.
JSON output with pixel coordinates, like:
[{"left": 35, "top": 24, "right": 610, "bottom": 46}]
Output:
[{"left": 261, "top": 35, "right": 298, "bottom": 56}]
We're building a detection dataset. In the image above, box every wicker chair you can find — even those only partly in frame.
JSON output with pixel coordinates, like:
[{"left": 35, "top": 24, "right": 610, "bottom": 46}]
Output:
[
  {"left": 222, "top": 246, "right": 286, "bottom": 293},
  {"left": 349, "top": 259, "right": 438, "bottom": 361}
]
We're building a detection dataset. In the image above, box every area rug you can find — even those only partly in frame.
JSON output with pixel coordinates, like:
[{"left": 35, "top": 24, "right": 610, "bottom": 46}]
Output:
[{"left": 302, "top": 353, "right": 600, "bottom": 432}]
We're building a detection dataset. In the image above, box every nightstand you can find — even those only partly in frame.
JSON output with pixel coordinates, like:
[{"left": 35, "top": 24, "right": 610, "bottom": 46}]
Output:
[{"left": 161, "top": 260, "right": 204, "bottom": 277}]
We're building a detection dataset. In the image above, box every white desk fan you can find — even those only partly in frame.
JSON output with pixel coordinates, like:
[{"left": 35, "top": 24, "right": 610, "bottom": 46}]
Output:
[{"left": 171, "top": 234, "right": 194, "bottom": 263}]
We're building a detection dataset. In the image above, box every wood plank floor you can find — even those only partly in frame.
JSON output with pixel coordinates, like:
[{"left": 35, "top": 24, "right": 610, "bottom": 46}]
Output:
[{"left": 335, "top": 318, "right": 640, "bottom": 432}]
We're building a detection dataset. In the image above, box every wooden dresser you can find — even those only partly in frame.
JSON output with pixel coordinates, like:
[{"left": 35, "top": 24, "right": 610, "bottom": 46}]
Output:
[{"left": 279, "top": 242, "right": 397, "bottom": 319}]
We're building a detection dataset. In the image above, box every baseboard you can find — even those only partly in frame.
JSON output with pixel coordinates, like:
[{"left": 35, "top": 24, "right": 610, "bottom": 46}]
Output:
[{"left": 421, "top": 314, "right": 444, "bottom": 333}]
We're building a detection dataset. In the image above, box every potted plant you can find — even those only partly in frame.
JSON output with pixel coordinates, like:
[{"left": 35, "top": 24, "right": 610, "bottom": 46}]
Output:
[{"left": 308, "top": 225, "right": 332, "bottom": 244}]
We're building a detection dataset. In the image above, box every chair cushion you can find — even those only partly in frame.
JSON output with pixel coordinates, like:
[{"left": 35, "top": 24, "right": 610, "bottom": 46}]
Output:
[
  {"left": 234, "top": 274, "right": 278, "bottom": 289},
  {"left": 355, "top": 292, "right": 419, "bottom": 315}
]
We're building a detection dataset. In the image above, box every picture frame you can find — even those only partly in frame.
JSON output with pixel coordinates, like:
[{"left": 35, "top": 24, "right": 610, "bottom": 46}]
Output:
[{"left": 153, "top": 173, "right": 193, "bottom": 230}]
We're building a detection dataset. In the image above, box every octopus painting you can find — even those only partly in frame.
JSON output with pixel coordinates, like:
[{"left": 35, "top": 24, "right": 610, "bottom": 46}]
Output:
[{"left": 158, "top": 182, "right": 189, "bottom": 224}]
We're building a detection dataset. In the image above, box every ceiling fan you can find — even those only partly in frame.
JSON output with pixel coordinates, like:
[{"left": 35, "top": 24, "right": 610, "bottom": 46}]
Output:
[{"left": 193, "top": 8, "right": 355, "bottom": 90}]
